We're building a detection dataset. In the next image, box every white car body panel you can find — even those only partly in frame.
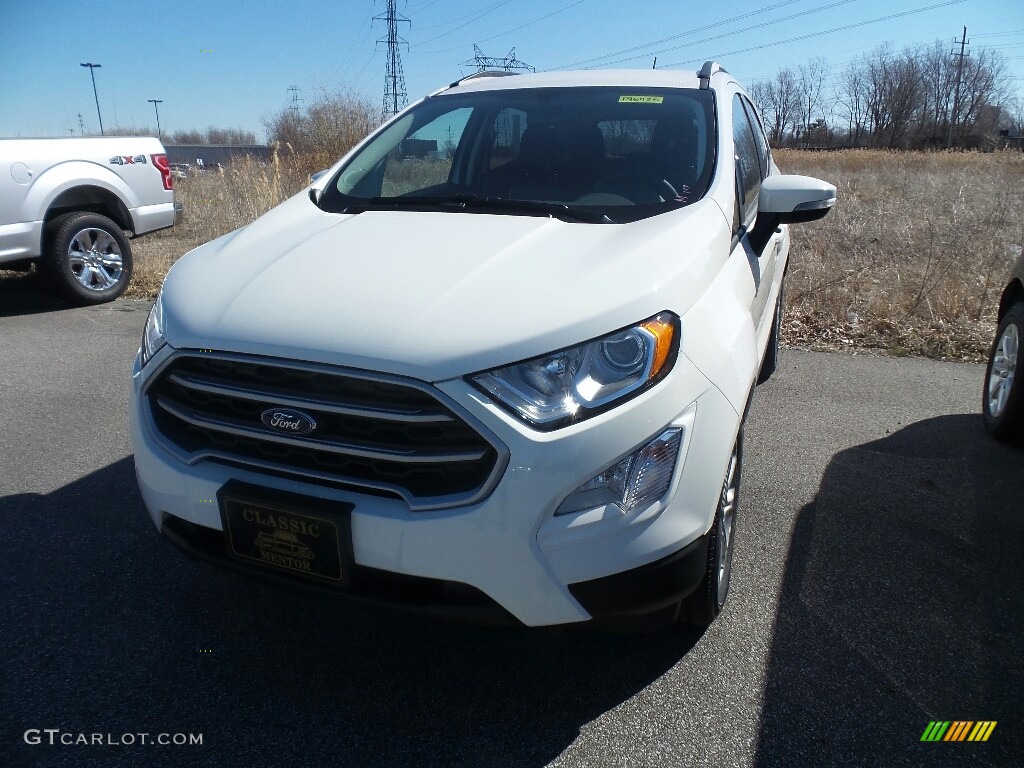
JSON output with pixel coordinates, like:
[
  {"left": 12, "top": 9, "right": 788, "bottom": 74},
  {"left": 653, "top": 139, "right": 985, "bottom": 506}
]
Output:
[{"left": 162, "top": 196, "right": 731, "bottom": 382}]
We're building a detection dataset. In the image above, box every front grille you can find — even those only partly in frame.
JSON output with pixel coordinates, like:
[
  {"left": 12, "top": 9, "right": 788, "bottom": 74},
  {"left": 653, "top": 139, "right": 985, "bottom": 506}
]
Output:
[{"left": 145, "top": 352, "right": 505, "bottom": 509}]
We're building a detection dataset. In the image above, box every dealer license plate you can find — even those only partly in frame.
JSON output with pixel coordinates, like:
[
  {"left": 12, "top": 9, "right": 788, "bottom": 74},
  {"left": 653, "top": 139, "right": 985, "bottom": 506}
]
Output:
[{"left": 219, "top": 489, "right": 351, "bottom": 586}]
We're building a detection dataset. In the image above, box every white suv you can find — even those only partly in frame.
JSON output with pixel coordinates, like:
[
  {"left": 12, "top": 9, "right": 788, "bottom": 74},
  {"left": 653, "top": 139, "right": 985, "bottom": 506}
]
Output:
[{"left": 130, "top": 63, "right": 835, "bottom": 630}]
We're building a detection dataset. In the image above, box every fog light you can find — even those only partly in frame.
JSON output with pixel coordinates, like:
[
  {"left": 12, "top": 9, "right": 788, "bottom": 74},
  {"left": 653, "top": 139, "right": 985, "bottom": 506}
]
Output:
[{"left": 556, "top": 428, "right": 682, "bottom": 516}]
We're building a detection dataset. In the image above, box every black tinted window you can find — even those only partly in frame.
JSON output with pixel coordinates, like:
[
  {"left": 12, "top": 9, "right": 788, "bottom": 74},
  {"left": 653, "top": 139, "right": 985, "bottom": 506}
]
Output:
[
  {"left": 740, "top": 96, "right": 770, "bottom": 178},
  {"left": 321, "top": 86, "right": 717, "bottom": 223},
  {"left": 732, "top": 94, "right": 761, "bottom": 226}
]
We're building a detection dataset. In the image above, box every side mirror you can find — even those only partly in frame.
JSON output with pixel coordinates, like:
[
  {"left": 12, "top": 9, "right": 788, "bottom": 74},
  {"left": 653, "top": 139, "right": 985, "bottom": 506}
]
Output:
[{"left": 759, "top": 174, "right": 836, "bottom": 223}]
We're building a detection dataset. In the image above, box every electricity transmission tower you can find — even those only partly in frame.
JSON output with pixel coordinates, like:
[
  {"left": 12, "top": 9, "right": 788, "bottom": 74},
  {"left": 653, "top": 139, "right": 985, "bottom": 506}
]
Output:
[
  {"left": 287, "top": 86, "right": 304, "bottom": 116},
  {"left": 461, "top": 45, "right": 534, "bottom": 74},
  {"left": 375, "top": 0, "right": 410, "bottom": 121}
]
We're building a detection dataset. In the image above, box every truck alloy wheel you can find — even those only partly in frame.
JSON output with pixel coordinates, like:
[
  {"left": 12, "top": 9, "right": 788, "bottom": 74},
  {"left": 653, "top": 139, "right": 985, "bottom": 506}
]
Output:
[{"left": 45, "top": 211, "right": 133, "bottom": 305}]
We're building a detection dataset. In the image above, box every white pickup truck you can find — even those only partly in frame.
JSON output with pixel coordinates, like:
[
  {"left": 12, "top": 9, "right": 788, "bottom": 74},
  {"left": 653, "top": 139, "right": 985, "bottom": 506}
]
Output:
[{"left": 0, "top": 137, "right": 181, "bottom": 304}]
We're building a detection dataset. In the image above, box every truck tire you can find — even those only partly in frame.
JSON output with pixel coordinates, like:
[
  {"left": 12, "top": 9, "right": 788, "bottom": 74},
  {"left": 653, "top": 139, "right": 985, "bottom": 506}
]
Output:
[{"left": 43, "top": 211, "right": 133, "bottom": 305}]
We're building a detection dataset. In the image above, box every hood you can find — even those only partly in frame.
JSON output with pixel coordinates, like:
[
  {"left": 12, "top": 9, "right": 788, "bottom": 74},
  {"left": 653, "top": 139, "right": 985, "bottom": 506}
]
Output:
[{"left": 162, "top": 191, "right": 730, "bottom": 381}]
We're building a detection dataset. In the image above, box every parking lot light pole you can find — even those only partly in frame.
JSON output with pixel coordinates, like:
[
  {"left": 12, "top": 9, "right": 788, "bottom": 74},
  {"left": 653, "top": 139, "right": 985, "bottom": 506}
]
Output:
[
  {"left": 80, "top": 63, "right": 104, "bottom": 135},
  {"left": 148, "top": 99, "right": 163, "bottom": 139}
]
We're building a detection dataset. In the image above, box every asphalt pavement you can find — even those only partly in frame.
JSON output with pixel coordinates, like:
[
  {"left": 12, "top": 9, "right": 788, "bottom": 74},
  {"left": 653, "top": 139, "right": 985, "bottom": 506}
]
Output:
[{"left": 1, "top": 275, "right": 1021, "bottom": 768}]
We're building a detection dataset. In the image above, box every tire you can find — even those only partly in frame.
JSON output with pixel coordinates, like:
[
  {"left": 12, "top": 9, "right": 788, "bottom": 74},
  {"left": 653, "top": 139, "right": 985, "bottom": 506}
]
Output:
[
  {"left": 757, "top": 280, "right": 784, "bottom": 384},
  {"left": 684, "top": 429, "right": 743, "bottom": 627},
  {"left": 42, "top": 212, "right": 133, "bottom": 305},
  {"left": 982, "top": 301, "right": 1023, "bottom": 442}
]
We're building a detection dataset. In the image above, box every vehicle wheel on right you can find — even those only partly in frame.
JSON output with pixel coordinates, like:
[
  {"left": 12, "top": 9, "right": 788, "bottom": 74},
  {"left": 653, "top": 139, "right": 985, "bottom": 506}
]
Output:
[
  {"left": 684, "top": 428, "right": 742, "bottom": 627},
  {"left": 42, "top": 211, "right": 133, "bottom": 305},
  {"left": 983, "top": 301, "right": 1023, "bottom": 442}
]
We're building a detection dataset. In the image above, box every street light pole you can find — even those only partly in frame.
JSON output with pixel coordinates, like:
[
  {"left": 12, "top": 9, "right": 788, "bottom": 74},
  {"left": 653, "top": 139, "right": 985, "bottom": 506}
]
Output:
[
  {"left": 147, "top": 99, "right": 163, "bottom": 138},
  {"left": 80, "top": 62, "right": 104, "bottom": 135}
]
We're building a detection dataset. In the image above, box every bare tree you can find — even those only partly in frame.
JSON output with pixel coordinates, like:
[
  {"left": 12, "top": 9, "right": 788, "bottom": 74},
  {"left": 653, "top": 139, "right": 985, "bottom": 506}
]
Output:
[
  {"left": 862, "top": 44, "right": 924, "bottom": 148},
  {"left": 954, "top": 48, "right": 1013, "bottom": 144},
  {"left": 918, "top": 41, "right": 956, "bottom": 145},
  {"left": 165, "top": 127, "right": 256, "bottom": 145},
  {"left": 837, "top": 59, "right": 869, "bottom": 146},
  {"left": 796, "top": 57, "right": 829, "bottom": 145},
  {"left": 264, "top": 87, "right": 378, "bottom": 161},
  {"left": 752, "top": 68, "right": 801, "bottom": 146},
  {"left": 742, "top": 37, "right": 1013, "bottom": 149}
]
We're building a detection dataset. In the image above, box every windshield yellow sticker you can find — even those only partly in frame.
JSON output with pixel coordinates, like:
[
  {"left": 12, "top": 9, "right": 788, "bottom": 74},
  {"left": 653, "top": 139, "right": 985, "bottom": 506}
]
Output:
[{"left": 618, "top": 95, "right": 664, "bottom": 104}]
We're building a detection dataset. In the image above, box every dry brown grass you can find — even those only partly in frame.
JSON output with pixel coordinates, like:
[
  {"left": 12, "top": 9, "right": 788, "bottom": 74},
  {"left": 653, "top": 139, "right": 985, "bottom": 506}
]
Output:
[
  {"left": 8, "top": 149, "right": 1021, "bottom": 362},
  {"left": 128, "top": 149, "right": 313, "bottom": 296},
  {"left": 775, "top": 149, "right": 1024, "bottom": 361}
]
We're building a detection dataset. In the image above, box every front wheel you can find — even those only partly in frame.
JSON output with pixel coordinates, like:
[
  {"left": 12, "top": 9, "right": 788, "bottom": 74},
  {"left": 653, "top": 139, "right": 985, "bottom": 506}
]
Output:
[
  {"left": 983, "top": 301, "right": 1023, "bottom": 442},
  {"left": 43, "top": 211, "right": 133, "bottom": 305},
  {"left": 757, "top": 280, "right": 784, "bottom": 384},
  {"left": 684, "top": 429, "right": 742, "bottom": 627}
]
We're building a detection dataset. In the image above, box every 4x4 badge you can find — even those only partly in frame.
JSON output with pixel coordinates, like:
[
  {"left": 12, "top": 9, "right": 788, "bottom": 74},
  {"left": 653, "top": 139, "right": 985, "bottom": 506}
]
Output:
[{"left": 109, "top": 155, "right": 147, "bottom": 165}]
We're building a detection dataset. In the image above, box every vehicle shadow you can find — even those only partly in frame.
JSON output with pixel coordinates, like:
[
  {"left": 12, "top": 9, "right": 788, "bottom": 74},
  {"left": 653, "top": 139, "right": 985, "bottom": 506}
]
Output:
[
  {"left": 1, "top": 457, "right": 701, "bottom": 768},
  {"left": 0, "top": 269, "right": 68, "bottom": 316},
  {"left": 753, "top": 415, "right": 1023, "bottom": 768}
]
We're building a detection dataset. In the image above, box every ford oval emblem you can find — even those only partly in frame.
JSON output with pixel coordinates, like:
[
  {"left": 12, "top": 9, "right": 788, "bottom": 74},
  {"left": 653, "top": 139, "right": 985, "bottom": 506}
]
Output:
[{"left": 260, "top": 408, "right": 317, "bottom": 435}]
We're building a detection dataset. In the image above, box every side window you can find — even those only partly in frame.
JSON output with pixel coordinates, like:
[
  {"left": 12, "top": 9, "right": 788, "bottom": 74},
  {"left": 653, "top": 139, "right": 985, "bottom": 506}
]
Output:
[
  {"left": 741, "top": 97, "right": 770, "bottom": 178},
  {"left": 380, "top": 107, "right": 473, "bottom": 196},
  {"left": 732, "top": 94, "right": 762, "bottom": 228}
]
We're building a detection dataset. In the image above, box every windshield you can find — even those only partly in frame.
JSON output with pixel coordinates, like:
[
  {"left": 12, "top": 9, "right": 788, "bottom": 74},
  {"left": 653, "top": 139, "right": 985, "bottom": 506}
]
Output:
[{"left": 318, "top": 86, "right": 717, "bottom": 223}]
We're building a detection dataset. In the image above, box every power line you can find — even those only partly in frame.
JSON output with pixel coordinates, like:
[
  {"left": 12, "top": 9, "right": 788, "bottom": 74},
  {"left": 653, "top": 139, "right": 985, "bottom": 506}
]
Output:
[
  {"left": 551, "top": 0, "right": 806, "bottom": 70},
  {"left": 420, "top": 0, "right": 586, "bottom": 55},
  {"left": 332, "top": 4, "right": 375, "bottom": 83},
  {"left": 408, "top": 0, "right": 445, "bottom": 15},
  {"left": 972, "top": 29, "right": 1024, "bottom": 39},
  {"left": 566, "top": 0, "right": 864, "bottom": 70},
  {"left": 414, "top": 0, "right": 512, "bottom": 46},
  {"left": 649, "top": 0, "right": 863, "bottom": 69},
  {"left": 657, "top": 0, "right": 967, "bottom": 69},
  {"left": 414, "top": 1, "right": 506, "bottom": 32}
]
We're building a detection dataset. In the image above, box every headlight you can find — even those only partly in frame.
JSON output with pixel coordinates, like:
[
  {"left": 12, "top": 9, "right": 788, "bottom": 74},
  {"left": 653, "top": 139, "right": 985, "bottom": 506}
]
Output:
[
  {"left": 471, "top": 312, "right": 678, "bottom": 429},
  {"left": 140, "top": 289, "right": 167, "bottom": 367}
]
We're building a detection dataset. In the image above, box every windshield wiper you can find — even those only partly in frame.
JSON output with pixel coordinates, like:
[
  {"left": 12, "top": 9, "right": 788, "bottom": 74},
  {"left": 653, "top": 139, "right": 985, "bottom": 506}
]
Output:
[{"left": 339, "top": 193, "right": 613, "bottom": 223}]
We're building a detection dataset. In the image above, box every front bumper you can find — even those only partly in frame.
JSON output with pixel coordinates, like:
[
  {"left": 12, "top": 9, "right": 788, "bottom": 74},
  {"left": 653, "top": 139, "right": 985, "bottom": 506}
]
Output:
[{"left": 130, "top": 346, "right": 740, "bottom": 626}]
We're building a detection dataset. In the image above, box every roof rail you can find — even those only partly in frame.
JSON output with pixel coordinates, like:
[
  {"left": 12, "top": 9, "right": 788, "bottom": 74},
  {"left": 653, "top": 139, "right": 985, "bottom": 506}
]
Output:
[
  {"left": 698, "top": 60, "right": 728, "bottom": 89},
  {"left": 448, "top": 70, "right": 521, "bottom": 88}
]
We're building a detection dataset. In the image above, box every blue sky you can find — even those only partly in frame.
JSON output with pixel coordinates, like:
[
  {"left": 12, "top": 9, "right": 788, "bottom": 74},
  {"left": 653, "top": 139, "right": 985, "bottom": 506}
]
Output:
[{"left": 1, "top": 0, "right": 1021, "bottom": 139}]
